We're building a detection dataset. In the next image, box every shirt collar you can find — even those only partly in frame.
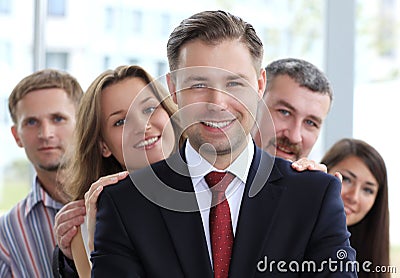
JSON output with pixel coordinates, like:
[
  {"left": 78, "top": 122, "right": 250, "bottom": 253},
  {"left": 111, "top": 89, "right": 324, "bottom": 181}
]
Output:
[
  {"left": 185, "top": 136, "right": 254, "bottom": 189},
  {"left": 25, "top": 176, "right": 64, "bottom": 217}
]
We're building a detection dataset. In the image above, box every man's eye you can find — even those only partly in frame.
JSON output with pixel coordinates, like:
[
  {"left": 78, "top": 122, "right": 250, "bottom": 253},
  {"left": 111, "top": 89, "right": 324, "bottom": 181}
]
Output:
[
  {"left": 26, "top": 119, "right": 37, "bottom": 126},
  {"left": 227, "top": 81, "right": 242, "bottom": 87},
  {"left": 305, "top": 119, "right": 318, "bottom": 128}
]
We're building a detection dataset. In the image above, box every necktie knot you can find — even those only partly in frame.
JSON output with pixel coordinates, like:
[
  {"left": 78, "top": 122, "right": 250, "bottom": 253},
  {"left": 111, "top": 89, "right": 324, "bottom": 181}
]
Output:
[{"left": 205, "top": 171, "right": 234, "bottom": 193}]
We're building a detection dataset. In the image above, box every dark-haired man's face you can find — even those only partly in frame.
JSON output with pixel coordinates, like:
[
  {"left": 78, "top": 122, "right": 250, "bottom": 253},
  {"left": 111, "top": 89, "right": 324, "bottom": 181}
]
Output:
[
  {"left": 254, "top": 74, "right": 330, "bottom": 161},
  {"left": 167, "top": 39, "right": 265, "bottom": 169}
]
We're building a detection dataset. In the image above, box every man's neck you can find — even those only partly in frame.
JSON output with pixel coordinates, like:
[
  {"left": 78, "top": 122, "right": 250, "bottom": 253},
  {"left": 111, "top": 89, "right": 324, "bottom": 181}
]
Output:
[
  {"left": 204, "top": 153, "right": 239, "bottom": 170},
  {"left": 35, "top": 169, "right": 68, "bottom": 204},
  {"left": 195, "top": 137, "right": 251, "bottom": 170}
]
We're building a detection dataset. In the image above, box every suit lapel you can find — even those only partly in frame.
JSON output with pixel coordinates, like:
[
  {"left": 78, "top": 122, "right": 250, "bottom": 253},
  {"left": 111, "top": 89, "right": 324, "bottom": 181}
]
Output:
[
  {"left": 158, "top": 150, "right": 213, "bottom": 278},
  {"left": 230, "top": 147, "right": 285, "bottom": 278}
]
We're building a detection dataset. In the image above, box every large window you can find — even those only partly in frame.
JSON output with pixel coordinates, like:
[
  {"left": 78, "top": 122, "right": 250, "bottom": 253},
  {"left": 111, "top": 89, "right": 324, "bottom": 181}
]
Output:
[{"left": 354, "top": 0, "right": 400, "bottom": 267}]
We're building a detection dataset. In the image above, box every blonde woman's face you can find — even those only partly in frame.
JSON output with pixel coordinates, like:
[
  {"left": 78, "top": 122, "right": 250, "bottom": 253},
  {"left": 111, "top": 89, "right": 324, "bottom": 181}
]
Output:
[
  {"left": 100, "top": 77, "right": 175, "bottom": 170},
  {"left": 328, "top": 155, "right": 379, "bottom": 226}
]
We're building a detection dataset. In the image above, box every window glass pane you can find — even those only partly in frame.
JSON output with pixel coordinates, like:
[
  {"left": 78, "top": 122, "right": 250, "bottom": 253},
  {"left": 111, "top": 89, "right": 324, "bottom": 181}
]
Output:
[
  {"left": 46, "top": 52, "right": 69, "bottom": 70},
  {"left": 103, "top": 56, "right": 110, "bottom": 70},
  {"left": 48, "top": 0, "right": 65, "bottom": 16},
  {"left": 156, "top": 60, "right": 167, "bottom": 78},
  {"left": 0, "top": 40, "right": 12, "bottom": 66},
  {"left": 128, "top": 58, "right": 139, "bottom": 65},
  {"left": 0, "top": 0, "right": 11, "bottom": 14},
  {"left": 105, "top": 6, "right": 115, "bottom": 30},
  {"left": 132, "top": 10, "right": 142, "bottom": 33},
  {"left": 160, "top": 13, "right": 170, "bottom": 35}
]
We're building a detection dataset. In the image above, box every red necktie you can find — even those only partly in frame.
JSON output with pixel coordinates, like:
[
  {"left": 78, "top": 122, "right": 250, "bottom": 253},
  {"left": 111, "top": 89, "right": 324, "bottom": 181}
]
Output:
[{"left": 205, "top": 171, "right": 235, "bottom": 278}]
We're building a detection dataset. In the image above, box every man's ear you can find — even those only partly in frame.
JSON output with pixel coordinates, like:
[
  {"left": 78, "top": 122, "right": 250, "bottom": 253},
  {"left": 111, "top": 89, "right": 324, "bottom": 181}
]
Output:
[
  {"left": 257, "top": 68, "right": 267, "bottom": 100},
  {"left": 166, "top": 73, "right": 177, "bottom": 104},
  {"left": 11, "top": 126, "right": 23, "bottom": 148},
  {"left": 100, "top": 140, "right": 112, "bottom": 158}
]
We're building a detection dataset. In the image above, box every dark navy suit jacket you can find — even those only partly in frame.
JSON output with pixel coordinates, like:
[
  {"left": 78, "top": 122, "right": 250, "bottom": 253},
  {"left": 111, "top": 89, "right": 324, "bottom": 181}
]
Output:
[{"left": 91, "top": 144, "right": 357, "bottom": 277}]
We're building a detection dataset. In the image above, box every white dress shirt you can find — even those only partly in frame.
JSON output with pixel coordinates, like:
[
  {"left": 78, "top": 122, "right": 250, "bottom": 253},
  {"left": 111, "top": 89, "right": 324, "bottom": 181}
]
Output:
[{"left": 185, "top": 136, "right": 254, "bottom": 265}]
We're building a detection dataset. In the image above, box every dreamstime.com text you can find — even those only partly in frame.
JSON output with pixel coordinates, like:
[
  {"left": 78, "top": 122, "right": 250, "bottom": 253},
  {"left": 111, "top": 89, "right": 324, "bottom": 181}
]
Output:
[{"left": 257, "top": 249, "right": 397, "bottom": 274}]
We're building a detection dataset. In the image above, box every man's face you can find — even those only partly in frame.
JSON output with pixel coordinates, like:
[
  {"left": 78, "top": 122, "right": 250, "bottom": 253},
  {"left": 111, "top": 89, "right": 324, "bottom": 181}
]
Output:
[
  {"left": 11, "top": 88, "right": 77, "bottom": 173},
  {"left": 255, "top": 74, "right": 331, "bottom": 161},
  {"left": 167, "top": 39, "right": 265, "bottom": 163}
]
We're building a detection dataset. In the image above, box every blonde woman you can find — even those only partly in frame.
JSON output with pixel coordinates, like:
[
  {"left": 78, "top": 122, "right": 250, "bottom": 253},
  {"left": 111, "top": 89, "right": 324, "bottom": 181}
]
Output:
[{"left": 59, "top": 65, "right": 181, "bottom": 277}]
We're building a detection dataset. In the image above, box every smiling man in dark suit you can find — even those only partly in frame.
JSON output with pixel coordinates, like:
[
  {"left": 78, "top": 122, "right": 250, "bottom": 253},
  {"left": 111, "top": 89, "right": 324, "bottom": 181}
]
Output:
[{"left": 91, "top": 10, "right": 357, "bottom": 277}]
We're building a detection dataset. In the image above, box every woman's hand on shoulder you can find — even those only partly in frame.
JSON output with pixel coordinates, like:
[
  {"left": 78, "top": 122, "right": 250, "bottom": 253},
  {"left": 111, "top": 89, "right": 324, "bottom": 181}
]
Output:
[{"left": 84, "top": 171, "right": 129, "bottom": 251}]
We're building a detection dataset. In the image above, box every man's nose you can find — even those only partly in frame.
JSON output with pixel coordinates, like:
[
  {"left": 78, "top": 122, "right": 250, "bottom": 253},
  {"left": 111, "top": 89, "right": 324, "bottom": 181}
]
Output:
[
  {"left": 38, "top": 121, "right": 55, "bottom": 139},
  {"left": 282, "top": 120, "right": 302, "bottom": 144},
  {"left": 206, "top": 89, "right": 229, "bottom": 111}
]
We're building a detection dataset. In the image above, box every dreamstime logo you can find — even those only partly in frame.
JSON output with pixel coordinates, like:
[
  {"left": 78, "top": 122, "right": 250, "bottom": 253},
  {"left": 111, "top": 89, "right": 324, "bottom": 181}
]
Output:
[
  {"left": 256, "top": 249, "right": 397, "bottom": 274},
  {"left": 336, "top": 249, "right": 347, "bottom": 260}
]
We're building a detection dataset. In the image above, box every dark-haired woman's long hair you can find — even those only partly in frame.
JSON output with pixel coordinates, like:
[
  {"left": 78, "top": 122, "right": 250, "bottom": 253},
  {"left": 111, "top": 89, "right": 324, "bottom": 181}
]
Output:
[{"left": 321, "top": 138, "right": 390, "bottom": 278}]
